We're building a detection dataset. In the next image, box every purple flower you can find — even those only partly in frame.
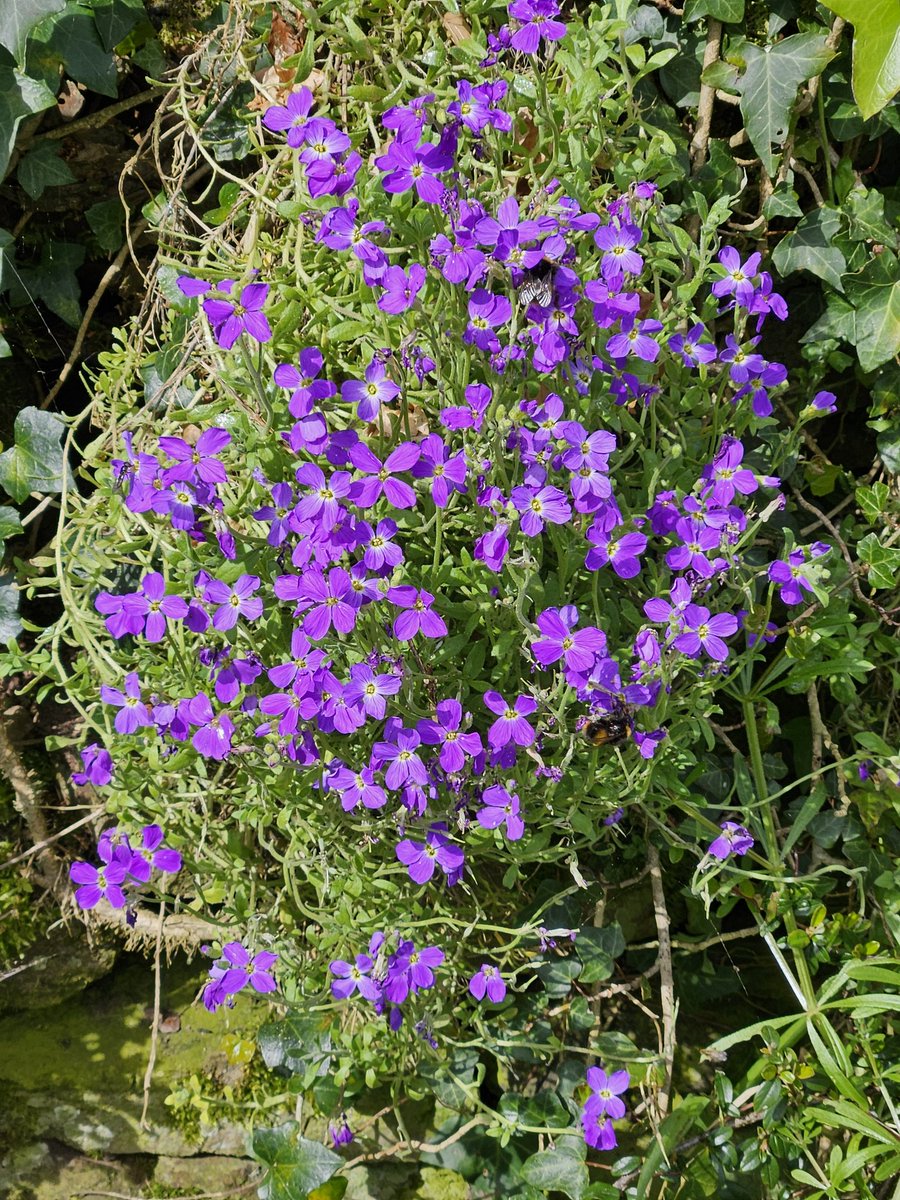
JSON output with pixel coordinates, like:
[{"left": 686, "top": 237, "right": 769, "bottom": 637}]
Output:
[
  {"left": 711, "top": 246, "right": 762, "bottom": 307},
  {"left": 202, "top": 574, "right": 264, "bottom": 632},
  {"left": 396, "top": 826, "right": 465, "bottom": 885},
  {"left": 511, "top": 484, "right": 572, "bottom": 537},
  {"left": 346, "top": 662, "right": 402, "bottom": 720},
  {"left": 468, "top": 963, "right": 507, "bottom": 1003},
  {"left": 532, "top": 606, "right": 606, "bottom": 674},
  {"left": 358, "top": 519, "right": 404, "bottom": 573},
  {"left": 673, "top": 605, "right": 739, "bottom": 661},
  {"left": 586, "top": 1066, "right": 630, "bottom": 1119},
  {"left": 769, "top": 546, "right": 828, "bottom": 605},
  {"left": 474, "top": 522, "right": 510, "bottom": 572},
  {"left": 211, "top": 942, "right": 278, "bottom": 1003},
  {"left": 202, "top": 282, "right": 271, "bottom": 349},
  {"left": 330, "top": 954, "right": 381, "bottom": 1000},
  {"left": 606, "top": 318, "right": 662, "bottom": 362},
  {"left": 130, "top": 572, "right": 190, "bottom": 642},
  {"left": 809, "top": 390, "right": 837, "bottom": 415},
  {"left": 375, "top": 727, "right": 428, "bottom": 790},
  {"left": 119, "top": 824, "right": 183, "bottom": 880},
  {"left": 701, "top": 437, "right": 758, "bottom": 505},
  {"left": 329, "top": 764, "right": 387, "bottom": 811},
  {"left": 417, "top": 699, "right": 482, "bottom": 773},
  {"left": 376, "top": 137, "right": 449, "bottom": 203},
  {"left": 100, "top": 671, "right": 152, "bottom": 735},
  {"left": 484, "top": 691, "right": 537, "bottom": 749},
  {"left": 188, "top": 693, "right": 234, "bottom": 760},
  {"left": 69, "top": 859, "right": 128, "bottom": 909},
  {"left": 508, "top": 0, "right": 567, "bottom": 53},
  {"left": 341, "top": 359, "right": 401, "bottom": 422},
  {"left": 387, "top": 586, "right": 447, "bottom": 640},
  {"left": 293, "top": 463, "right": 351, "bottom": 526},
  {"left": 307, "top": 150, "right": 361, "bottom": 198},
  {"left": 594, "top": 221, "right": 643, "bottom": 281},
  {"left": 464, "top": 289, "right": 512, "bottom": 353},
  {"left": 377, "top": 264, "right": 426, "bottom": 314},
  {"left": 330, "top": 1118, "right": 354, "bottom": 1148},
  {"left": 262, "top": 86, "right": 315, "bottom": 147},
  {"left": 440, "top": 381, "right": 492, "bottom": 432},
  {"left": 412, "top": 435, "right": 467, "bottom": 508},
  {"left": 477, "top": 784, "right": 524, "bottom": 841},
  {"left": 582, "top": 1098, "right": 618, "bottom": 1150},
  {"left": 72, "top": 743, "right": 114, "bottom": 787},
  {"left": 668, "top": 323, "right": 717, "bottom": 369},
  {"left": 159, "top": 427, "right": 231, "bottom": 485},
  {"left": 349, "top": 441, "right": 420, "bottom": 509},
  {"left": 274, "top": 348, "right": 336, "bottom": 418},
  {"left": 292, "top": 567, "right": 358, "bottom": 639},
  {"left": 708, "top": 821, "right": 755, "bottom": 859},
  {"left": 585, "top": 527, "right": 647, "bottom": 579}
]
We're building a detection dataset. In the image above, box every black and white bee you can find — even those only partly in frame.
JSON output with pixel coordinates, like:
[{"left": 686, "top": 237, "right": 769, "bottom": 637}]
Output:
[{"left": 516, "top": 260, "right": 555, "bottom": 310}]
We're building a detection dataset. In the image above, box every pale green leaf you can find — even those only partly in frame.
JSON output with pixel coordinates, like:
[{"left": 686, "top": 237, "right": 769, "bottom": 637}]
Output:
[
  {"left": 771, "top": 207, "right": 847, "bottom": 292},
  {"left": 252, "top": 1123, "right": 342, "bottom": 1200},
  {"left": 735, "top": 34, "right": 837, "bottom": 173},
  {"left": 0, "top": 0, "right": 65, "bottom": 64},
  {"left": 0, "top": 573, "right": 22, "bottom": 643},
  {"left": 822, "top": 0, "right": 900, "bottom": 118},
  {"left": 843, "top": 251, "right": 900, "bottom": 372},
  {"left": 0, "top": 406, "right": 66, "bottom": 503},
  {"left": 521, "top": 1147, "right": 588, "bottom": 1200}
]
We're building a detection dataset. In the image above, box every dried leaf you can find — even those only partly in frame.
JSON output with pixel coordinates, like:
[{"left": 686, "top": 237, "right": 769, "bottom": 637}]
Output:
[
  {"left": 442, "top": 12, "right": 471, "bottom": 45},
  {"left": 57, "top": 79, "right": 84, "bottom": 120}
]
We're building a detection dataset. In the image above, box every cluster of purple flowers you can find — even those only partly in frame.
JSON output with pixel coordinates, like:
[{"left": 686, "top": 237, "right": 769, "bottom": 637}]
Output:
[
  {"left": 202, "top": 941, "right": 278, "bottom": 1011},
  {"left": 581, "top": 1066, "right": 630, "bottom": 1150},
  {"left": 69, "top": 824, "right": 181, "bottom": 910},
  {"left": 329, "top": 931, "right": 443, "bottom": 1031}
]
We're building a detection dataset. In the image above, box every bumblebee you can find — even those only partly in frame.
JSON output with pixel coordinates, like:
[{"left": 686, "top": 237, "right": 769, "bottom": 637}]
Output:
[{"left": 583, "top": 710, "right": 632, "bottom": 748}]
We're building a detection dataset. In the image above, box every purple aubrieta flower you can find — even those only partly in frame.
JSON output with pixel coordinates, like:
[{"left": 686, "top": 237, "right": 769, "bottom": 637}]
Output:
[
  {"left": 594, "top": 221, "right": 643, "bottom": 281},
  {"left": 711, "top": 246, "right": 762, "bottom": 308},
  {"left": 606, "top": 318, "right": 662, "bottom": 363},
  {"left": 374, "top": 726, "right": 428, "bottom": 790},
  {"left": 72, "top": 743, "right": 114, "bottom": 787},
  {"left": 202, "top": 282, "right": 271, "bottom": 350},
  {"left": 582, "top": 1100, "right": 618, "bottom": 1151},
  {"left": 708, "top": 821, "right": 755, "bottom": 859},
  {"left": 330, "top": 954, "right": 381, "bottom": 1000},
  {"left": 203, "top": 942, "right": 278, "bottom": 1012},
  {"left": 386, "top": 585, "right": 447, "bottom": 640},
  {"left": 330, "top": 1118, "right": 354, "bottom": 1148},
  {"left": 511, "top": 483, "right": 572, "bottom": 537},
  {"left": 100, "top": 671, "right": 152, "bottom": 735},
  {"left": 808, "top": 390, "right": 837, "bottom": 415},
  {"left": 468, "top": 963, "right": 507, "bottom": 1003},
  {"left": 585, "top": 526, "right": 648, "bottom": 579},
  {"left": 411, "top": 435, "right": 467, "bottom": 508},
  {"left": 508, "top": 0, "right": 567, "bottom": 53},
  {"left": 377, "top": 264, "right": 427, "bottom": 314},
  {"left": 202, "top": 574, "right": 264, "bottom": 632},
  {"left": 358, "top": 519, "right": 404, "bottom": 572},
  {"left": 586, "top": 1066, "right": 630, "bottom": 1119},
  {"left": 69, "top": 858, "right": 128, "bottom": 909},
  {"left": 668, "top": 323, "right": 717, "bottom": 369},
  {"left": 159, "top": 427, "right": 231, "bottom": 485},
  {"left": 673, "top": 605, "right": 739, "bottom": 662},
  {"left": 349, "top": 441, "right": 420, "bottom": 508},
  {"left": 116, "top": 824, "right": 182, "bottom": 880},
  {"left": 396, "top": 825, "right": 465, "bottom": 885},
  {"left": 768, "top": 546, "right": 826, "bottom": 605},
  {"left": 483, "top": 691, "right": 537, "bottom": 749},
  {"left": 375, "top": 136, "right": 449, "bottom": 203},
  {"left": 417, "top": 699, "right": 483, "bottom": 773},
  {"left": 464, "top": 289, "right": 512, "bottom": 353},
  {"left": 188, "top": 693, "right": 234, "bottom": 760},
  {"left": 532, "top": 606, "right": 606, "bottom": 674},
  {"left": 477, "top": 784, "right": 524, "bottom": 841},
  {"left": 262, "top": 86, "right": 315, "bottom": 147},
  {"left": 474, "top": 522, "right": 510, "bottom": 572},
  {"left": 341, "top": 358, "right": 401, "bottom": 422},
  {"left": 274, "top": 348, "right": 337, "bottom": 418},
  {"left": 441, "top": 381, "right": 492, "bottom": 432}
]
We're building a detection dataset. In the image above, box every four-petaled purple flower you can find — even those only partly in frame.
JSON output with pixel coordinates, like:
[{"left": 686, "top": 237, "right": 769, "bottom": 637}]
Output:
[
  {"left": 483, "top": 691, "right": 537, "bottom": 749},
  {"left": 468, "top": 962, "right": 507, "bottom": 1003},
  {"left": 708, "top": 821, "right": 755, "bottom": 859},
  {"left": 202, "top": 282, "right": 271, "bottom": 350},
  {"left": 202, "top": 574, "right": 264, "bottom": 632},
  {"left": 673, "top": 605, "right": 739, "bottom": 662},
  {"left": 396, "top": 825, "right": 465, "bottom": 885},
  {"left": 477, "top": 784, "right": 524, "bottom": 841},
  {"left": 387, "top": 586, "right": 447, "bottom": 640},
  {"left": 330, "top": 954, "right": 381, "bottom": 1000},
  {"left": 417, "top": 699, "right": 483, "bottom": 773}
]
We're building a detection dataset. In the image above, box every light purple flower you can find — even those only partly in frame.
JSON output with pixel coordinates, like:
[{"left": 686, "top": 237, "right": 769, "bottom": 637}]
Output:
[
  {"left": 468, "top": 963, "right": 507, "bottom": 1003},
  {"left": 377, "top": 264, "right": 426, "bottom": 314},
  {"left": 586, "top": 1067, "right": 630, "bottom": 1119},
  {"left": 484, "top": 691, "right": 537, "bottom": 749},
  {"left": 508, "top": 0, "right": 567, "bottom": 53},
  {"left": 387, "top": 586, "right": 447, "bottom": 640},
  {"left": 417, "top": 699, "right": 482, "bottom": 773},
  {"left": 711, "top": 246, "right": 761, "bottom": 307},
  {"left": 202, "top": 574, "right": 264, "bottom": 632},
  {"left": 330, "top": 954, "right": 381, "bottom": 1000},
  {"left": 477, "top": 784, "right": 524, "bottom": 841},
  {"left": 532, "top": 606, "right": 606, "bottom": 673},
  {"left": 396, "top": 826, "right": 465, "bottom": 885},
  {"left": 673, "top": 605, "right": 739, "bottom": 661},
  {"left": 202, "top": 283, "right": 271, "bottom": 349},
  {"left": 511, "top": 484, "right": 571, "bottom": 537},
  {"left": 411, "top": 435, "right": 467, "bottom": 508},
  {"left": 100, "top": 671, "right": 152, "bottom": 735},
  {"left": 341, "top": 359, "right": 401, "bottom": 422},
  {"left": 262, "top": 86, "right": 315, "bottom": 147},
  {"left": 708, "top": 821, "right": 755, "bottom": 859},
  {"left": 69, "top": 859, "right": 128, "bottom": 909}
]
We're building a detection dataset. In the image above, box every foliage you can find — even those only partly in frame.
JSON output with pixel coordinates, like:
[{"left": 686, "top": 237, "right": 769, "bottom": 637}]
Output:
[{"left": 3, "top": 1, "right": 900, "bottom": 1199}]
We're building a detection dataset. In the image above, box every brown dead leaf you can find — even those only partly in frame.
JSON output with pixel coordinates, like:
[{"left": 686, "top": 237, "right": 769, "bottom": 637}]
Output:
[
  {"left": 269, "top": 12, "right": 303, "bottom": 63},
  {"left": 57, "top": 80, "right": 85, "bottom": 121},
  {"left": 442, "top": 12, "right": 472, "bottom": 45}
]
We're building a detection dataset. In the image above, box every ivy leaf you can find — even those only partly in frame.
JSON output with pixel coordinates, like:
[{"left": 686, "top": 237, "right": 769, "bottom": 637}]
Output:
[
  {"left": 17, "top": 140, "right": 76, "bottom": 198},
  {"left": 0, "top": 573, "right": 22, "bottom": 643},
  {"left": 0, "top": 64, "right": 56, "bottom": 180},
  {"left": 843, "top": 251, "right": 900, "bottom": 372},
  {"left": 734, "top": 34, "right": 837, "bottom": 174},
  {"left": 0, "top": 0, "right": 65, "bottom": 65},
  {"left": 821, "top": 0, "right": 900, "bottom": 118},
  {"left": 856, "top": 482, "right": 891, "bottom": 522},
  {"left": 576, "top": 923, "right": 626, "bottom": 984},
  {"left": 858, "top": 533, "right": 900, "bottom": 589},
  {"left": 763, "top": 181, "right": 803, "bottom": 219},
  {"left": 38, "top": 4, "right": 118, "bottom": 97},
  {"left": 5, "top": 239, "right": 84, "bottom": 326},
  {"left": 771, "top": 207, "right": 847, "bottom": 291},
  {"left": 0, "top": 406, "right": 66, "bottom": 503},
  {"left": 685, "top": 0, "right": 745, "bottom": 23},
  {"left": 521, "top": 1146, "right": 589, "bottom": 1200},
  {"left": 0, "top": 505, "right": 23, "bottom": 559},
  {"left": 85, "top": 197, "right": 125, "bottom": 251},
  {"left": 91, "top": 0, "right": 145, "bottom": 52},
  {"left": 252, "top": 1123, "right": 342, "bottom": 1200}
]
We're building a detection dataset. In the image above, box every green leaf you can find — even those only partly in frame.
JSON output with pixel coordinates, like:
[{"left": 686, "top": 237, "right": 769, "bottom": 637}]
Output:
[
  {"left": 685, "top": 0, "right": 745, "bottom": 23},
  {"left": 0, "top": 64, "right": 56, "bottom": 180},
  {"left": 844, "top": 187, "right": 896, "bottom": 245},
  {"left": 764, "top": 181, "right": 803, "bottom": 219},
  {"left": 521, "top": 1147, "right": 588, "bottom": 1200},
  {"left": 0, "top": 0, "right": 65, "bottom": 64},
  {"left": 856, "top": 481, "right": 891, "bottom": 521},
  {"left": 734, "top": 34, "right": 837, "bottom": 173},
  {"left": 85, "top": 196, "right": 125, "bottom": 251},
  {"left": 0, "top": 573, "right": 21, "bottom": 643},
  {"left": 252, "top": 1123, "right": 342, "bottom": 1200},
  {"left": 5, "top": 238, "right": 84, "bottom": 326},
  {"left": 857, "top": 532, "right": 900, "bottom": 589},
  {"left": 576, "top": 923, "right": 626, "bottom": 984},
  {"left": 17, "top": 140, "right": 76, "bottom": 198},
  {"left": 821, "top": 0, "right": 900, "bottom": 118},
  {"left": 772, "top": 207, "right": 846, "bottom": 290},
  {"left": 91, "top": 0, "right": 145, "bottom": 52},
  {"left": 0, "top": 333, "right": 9, "bottom": 358},
  {"left": 0, "top": 504, "right": 23, "bottom": 560},
  {"left": 41, "top": 4, "right": 118, "bottom": 97},
  {"left": 635, "top": 1096, "right": 708, "bottom": 1197},
  {"left": 0, "top": 406, "right": 66, "bottom": 503},
  {"left": 843, "top": 251, "right": 900, "bottom": 372}
]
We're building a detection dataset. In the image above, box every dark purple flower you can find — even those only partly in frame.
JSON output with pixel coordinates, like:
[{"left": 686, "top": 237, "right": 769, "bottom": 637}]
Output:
[
  {"left": 274, "top": 348, "right": 336, "bottom": 418},
  {"left": 474, "top": 522, "right": 510, "bottom": 572},
  {"left": 585, "top": 527, "right": 647, "bottom": 578},
  {"left": 376, "top": 137, "right": 449, "bottom": 204},
  {"left": 477, "top": 784, "right": 524, "bottom": 841},
  {"left": 386, "top": 585, "right": 447, "bottom": 640},
  {"left": 215, "top": 941, "right": 278, "bottom": 997},
  {"left": 417, "top": 699, "right": 482, "bottom": 773},
  {"left": 159, "top": 427, "right": 231, "bottom": 485},
  {"left": 484, "top": 691, "right": 537, "bottom": 749},
  {"left": 203, "top": 282, "right": 271, "bottom": 349},
  {"left": 711, "top": 246, "right": 761, "bottom": 307},
  {"left": 202, "top": 574, "right": 264, "bottom": 632},
  {"left": 673, "top": 605, "right": 739, "bottom": 661},
  {"left": 101, "top": 672, "right": 152, "bottom": 735},
  {"left": 468, "top": 963, "right": 507, "bottom": 1003},
  {"left": 708, "top": 821, "right": 754, "bottom": 859},
  {"left": 465, "top": 289, "right": 512, "bottom": 352},
  {"left": 582, "top": 1099, "right": 618, "bottom": 1150},
  {"left": 396, "top": 826, "right": 465, "bottom": 885},
  {"left": 330, "top": 1118, "right": 354, "bottom": 1148}
]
